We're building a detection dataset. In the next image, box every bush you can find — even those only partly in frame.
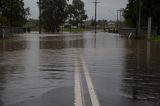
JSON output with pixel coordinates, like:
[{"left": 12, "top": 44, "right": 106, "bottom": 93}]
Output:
[{"left": 0, "top": 16, "right": 9, "bottom": 26}]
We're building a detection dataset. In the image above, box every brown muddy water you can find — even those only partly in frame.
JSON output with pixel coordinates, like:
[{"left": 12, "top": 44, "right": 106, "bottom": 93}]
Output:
[{"left": 0, "top": 32, "right": 160, "bottom": 106}]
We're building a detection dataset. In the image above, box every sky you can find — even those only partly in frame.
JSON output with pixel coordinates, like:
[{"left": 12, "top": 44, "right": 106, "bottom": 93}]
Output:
[{"left": 24, "top": 0, "right": 128, "bottom": 20}]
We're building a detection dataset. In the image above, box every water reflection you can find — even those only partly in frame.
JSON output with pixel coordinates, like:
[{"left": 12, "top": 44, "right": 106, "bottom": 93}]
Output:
[
  {"left": 40, "top": 34, "right": 85, "bottom": 49},
  {"left": 147, "top": 41, "right": 151, "bottom": 68},
  {"left": 0, "top": 34, "right": 78, "bottom": 105},
  {"left": 122, "top": 39, "right": 160, "bottom": 105},
  {"left": 0, "top": 37, "right": 27, "bottom": 51},
  {"left": 0, "top": 33, "right": 160, "bottom": 106}
]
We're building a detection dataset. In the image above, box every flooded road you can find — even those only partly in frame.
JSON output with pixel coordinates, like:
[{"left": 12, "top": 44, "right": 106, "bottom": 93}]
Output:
[{"left": 0, "top": 32, "right": 160, "bottom": 106}]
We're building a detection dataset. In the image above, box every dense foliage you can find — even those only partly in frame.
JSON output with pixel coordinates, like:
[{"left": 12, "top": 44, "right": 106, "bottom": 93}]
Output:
[
  {"left": 124, "top": 0, "right": 160, "bottom": 33},
  {"left": 40, "top": 0, "right": 68, "bottom": 32},
  {"left": 0, "top": 0, "right": 29, "bottom": 27},
  {"left": 68, "top": 0, "right": 88, "bottom": 28}
]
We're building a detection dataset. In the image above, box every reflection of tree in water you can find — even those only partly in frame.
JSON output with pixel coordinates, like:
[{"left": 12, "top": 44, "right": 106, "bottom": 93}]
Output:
[
  {"left": 0, "top": 37, "right": 27, "bottom": 51},
  {"left": 0, "top": 36, "right": 27, "bottom": 106},
  {"left": 39, "top": 34, "right": 85, "bottom": 49},
  {"left": 121, "top": 40, "right": 160, "bottom": 105},
  {"left": 39, "top": 34, "right": 85, "bottom": 80}
]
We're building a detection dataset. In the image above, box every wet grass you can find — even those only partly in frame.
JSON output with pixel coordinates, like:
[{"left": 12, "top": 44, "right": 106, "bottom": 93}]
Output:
[
  {"left": 62, "top": 28, "right": 89, "bottom": 33},
  {"left": 148, "top": 36, "right": 160, "bottom": 42},
  {"left": 30, "top": 27, "right": 91, "bottom": 33},
  {"left": 31, "top": 27, "right": 39, "bottom": 31},
  {"left": 0, "top": 33, "right": 19, "bottom": 39}
]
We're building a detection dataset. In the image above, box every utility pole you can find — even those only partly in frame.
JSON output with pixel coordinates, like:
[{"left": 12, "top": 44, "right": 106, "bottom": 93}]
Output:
[
  {"left": 138, "top": 0, "right": 141, "bottom": 36},
  {"left": 147, "top": 17, "right": 152, "bottom": 38},
  {"left": 119, "top": 9, "right": 123, "bottom": 29},
  {"left": 136, "top": 0, "right": 138, "bottom": 36},
  {"left": 10, "top": 0, "right": 13, "bottom": 26},
  {"left": 117, "top": 10, "right": 119, "bottom": 30},
  {"left": 69, "top": 15, "right": 72, "bottom": 32},
  {"left": 120, "top": 10, "right": 122, "bottom": 27},
  {"left": 147, "top": 1, "right": 152, "bottom": 38},
  {"left": 38, "top": 0, "right": 42, "bottom": 34},
  {"left": 117, "top": 9, "right": 124, "bottom": 30},
  {"left": 93, "top": 0, "right": 100, "bottom": 33},
  {"left": 136, "top": 0, "right": 141, "bottom": 36}
]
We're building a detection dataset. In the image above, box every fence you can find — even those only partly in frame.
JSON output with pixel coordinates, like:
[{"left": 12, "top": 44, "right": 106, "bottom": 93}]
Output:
[
  {"left": 0, "top": 27, "right": 24, "bottom": 37},
  {"left": 119, "top": 28, "right": 157, "bottom": 37}
]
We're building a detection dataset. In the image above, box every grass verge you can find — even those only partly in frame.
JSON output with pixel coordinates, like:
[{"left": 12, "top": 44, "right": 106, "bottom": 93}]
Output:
[
  {"left": 62, "top": 28, "right": 89, "bottom": 33},
  {"left": 148, "top": 36, "right": 160, "bottom": 42}
]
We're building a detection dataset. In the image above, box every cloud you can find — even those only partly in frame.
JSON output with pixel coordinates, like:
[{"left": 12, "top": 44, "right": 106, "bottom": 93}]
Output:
[
  {"left": 24, "top": 0, "right": 128, "bottom": 20},
  {"left": 24, "top": 0, "right": 39, "bottom": 19}
]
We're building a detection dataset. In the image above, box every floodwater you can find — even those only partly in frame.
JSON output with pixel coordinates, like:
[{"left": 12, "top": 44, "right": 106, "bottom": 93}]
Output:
[{"left": 0, "top": 32, "right": 160, "bottom": 106}]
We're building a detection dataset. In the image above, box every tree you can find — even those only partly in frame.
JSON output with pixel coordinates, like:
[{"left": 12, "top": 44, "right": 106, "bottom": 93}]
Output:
[
  {"left": 0, "top": 0, "right": 29, "bottom": 27},
  {"left": 68, "top": 4, "right": 74, "bottom": 26},
  {"left": 0, "top": 0, "right": 9, "bottom": 26},
  {"left": 40, "top": 0, "right": 68, "bottom": 32},
  {"left": 69, "top": 0, "right": 88, "bottom": 28},
  {"left": 124, "top": 0, "right": 137, "bottom": 27},
  {"left": 124, "top": 0, "right": 160, "bottom": 34}
]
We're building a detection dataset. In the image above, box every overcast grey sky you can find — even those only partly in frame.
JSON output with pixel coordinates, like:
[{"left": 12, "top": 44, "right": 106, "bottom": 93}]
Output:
[{"left": 24, "top": 0, "right": 128, "bottom": 20}]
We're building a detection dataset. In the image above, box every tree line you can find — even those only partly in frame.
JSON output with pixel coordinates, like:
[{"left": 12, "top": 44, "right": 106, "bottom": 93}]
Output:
[
  {"left": 0, "top": 0, "right": 87, "bottom": 32},
  {"left": 124, "top": 0, "right": 160, "bottom": 34}
]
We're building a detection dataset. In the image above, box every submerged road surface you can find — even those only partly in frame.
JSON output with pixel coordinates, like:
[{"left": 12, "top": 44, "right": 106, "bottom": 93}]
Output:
[{"left": 0, "top": 32, "right": 160, "bottom": 106}]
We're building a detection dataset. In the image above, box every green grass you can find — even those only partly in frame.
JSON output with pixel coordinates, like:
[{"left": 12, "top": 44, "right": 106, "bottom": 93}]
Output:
[
  {"left": 62, "top": 28, "right": 89, "bottom": 33},
  {"left": 29, "top": 27, "right": 91, "bottom": 33},
  {"left": 0, "top": 33, "right": 18, "bottom": 39},
  {"left": 147, "top": 36, "right": 160, "bottom": 42},
  {"left": 31, "top": 27, "right": 39, "bottom": 31}
]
